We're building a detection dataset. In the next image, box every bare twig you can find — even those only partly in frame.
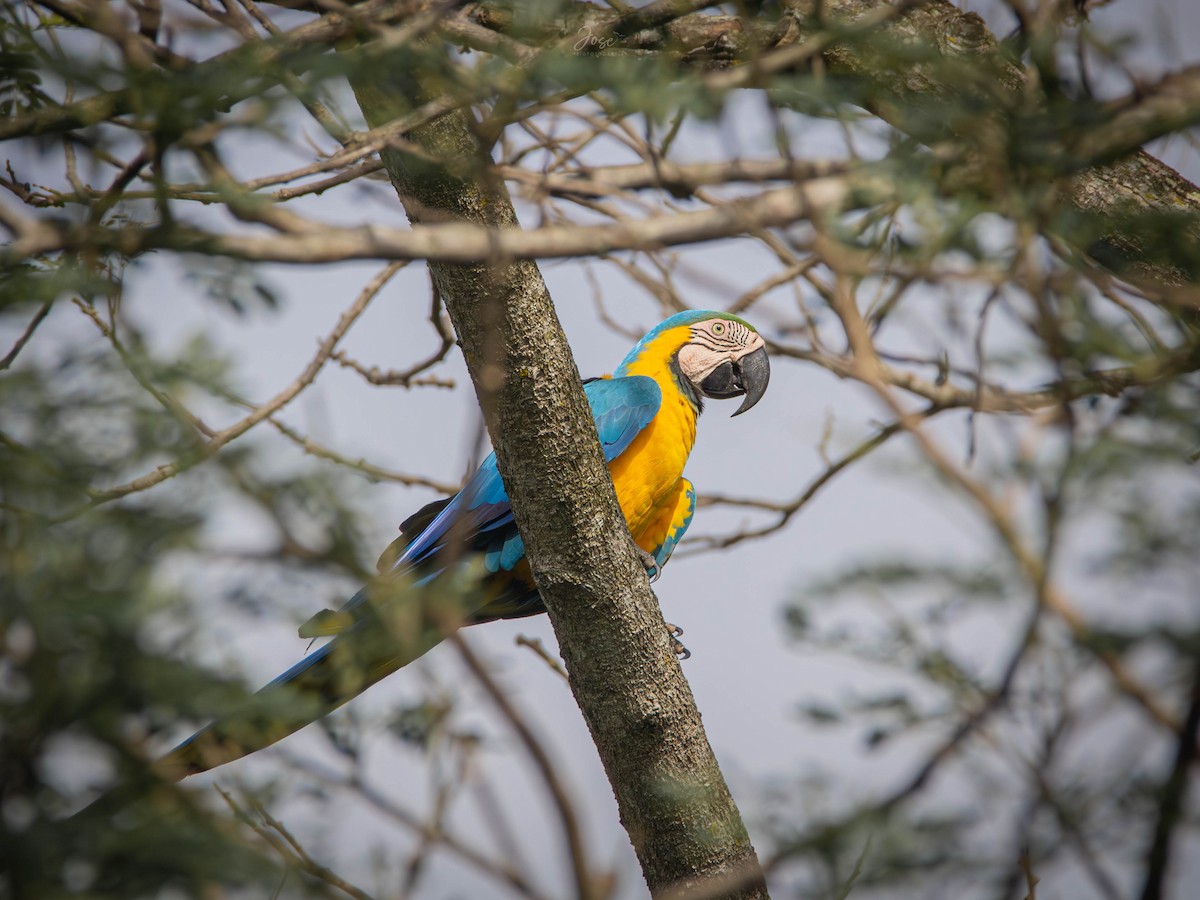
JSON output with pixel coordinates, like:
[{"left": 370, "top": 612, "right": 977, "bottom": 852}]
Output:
[
  {"left": 515, "top": 634, "right": 569, "bottom": 681},
  {"left": 1138, "top": 660, "right": 1200, "bottom": 900},
  {"left": 216, "top": 786, "right": 376, "bottom": 900},
  {"left": 450, "top": 634, "right": 598, "bottom": 900},
  {"left": 275, "top": 752, "right": 553, "bottom": 900},
  {"left": 266, "top": 418, "right": 458, "bottom": 494},
  {"left": 685, "top": 418, "right": 908, "bottom": 553},
  {"left": 59, "top": 261, "right": 407, "bottom": 516},
  {"left": 0, "top": 300, "right": 53, "bottom": 371},
  {"left": 827, "top": 276, "right": 1181, "bottom": 732}
]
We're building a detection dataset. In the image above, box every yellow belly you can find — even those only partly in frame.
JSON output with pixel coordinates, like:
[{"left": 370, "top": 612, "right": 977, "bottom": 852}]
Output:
[
  {"left": 633, "top": 477, "right": 694, "bottom": 559},
  {"left": 608, "top": 389, "right": 696, "bottom": 546}
]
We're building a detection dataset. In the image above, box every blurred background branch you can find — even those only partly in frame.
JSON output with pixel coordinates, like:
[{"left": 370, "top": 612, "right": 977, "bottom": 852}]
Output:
[{"left": 3, "top": 0, "right": 1199, "bottom": 897}]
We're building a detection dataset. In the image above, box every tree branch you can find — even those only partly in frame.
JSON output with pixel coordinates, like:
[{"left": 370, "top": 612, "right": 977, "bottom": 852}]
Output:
[
  {"left": 2, "top": 173, "right": 879, "bottom": 264},
  {"left": 347, "top": 38, "right": 769, "bottom": 900},
  {"left": 467, "top": 0, "right": 1200, "bottom": 292},
  {"left": 1138, "top": 659, "right": 1200, "bottom": 900}
]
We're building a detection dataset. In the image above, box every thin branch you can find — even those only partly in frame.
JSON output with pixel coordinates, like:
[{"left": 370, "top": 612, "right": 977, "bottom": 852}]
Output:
[
  {"left": 0, "top": 0, "right": 421, "bottom": 143},
  {"left": 515, "top": 635, "right": 570, "bottom": 682},
  {"left": 276, "top": 752, "right": 552, "bottom": 900},
  {"left": 266, "top": 419, "right": 459, "bottom": 494},
  {"left": 71, "top": 294, "right": 217, "bottom": 437},
  {"left": 828, "top": 276, "right": 1181, "bottom": 732},
  {"left": 1139, "top": 659, "right": 1200, "bottom": 900},
  {"left": 685, "top": 418, "right": 908, "bottom": 553},
  {"left": 0, "top": 300, "right": 53, "bottom": 371},
  {"left": 330, "top": 350, "right": 455, "bottom": 389},
  {"left": 876, "top": 591, "right": 1046, "bottom": 812},
  {"left": 767, "top": 337, "right": 1200, "bottom": 415},
  {"left": 60, "top": 261, "right": 406, "bottom": 516},
  {"left": 217, "top": 787, "right": 376, "bottom": 900},
  {"left": 4, "top": 172, "right": 884, "bottom": 265},
  {"left": 451, "top": 634, "right": 596, "bottom": 900}
]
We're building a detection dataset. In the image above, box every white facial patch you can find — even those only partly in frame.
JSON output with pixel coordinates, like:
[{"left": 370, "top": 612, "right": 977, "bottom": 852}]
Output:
[
  {"left": 676, "top": 342, "right": 724, "bottom": 384},
  {"left": 677, "top": 320, "right": 763, "bottom": 387}
]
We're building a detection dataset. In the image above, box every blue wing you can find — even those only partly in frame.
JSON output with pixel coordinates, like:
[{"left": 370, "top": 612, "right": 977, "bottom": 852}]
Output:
[
  {"left": 382, "top": 374, "right": 662, "bottom": 580},
  {"left": 589, "top": 375, "right": 663, "bottom": 461},
  {"left": 298, "top": 375, "right": 663, "bottom": 631}
]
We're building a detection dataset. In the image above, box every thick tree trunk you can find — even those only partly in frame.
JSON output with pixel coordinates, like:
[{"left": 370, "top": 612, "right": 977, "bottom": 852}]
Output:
[{"left": 348, "top": 52, "right": 769, "bottom": 900}]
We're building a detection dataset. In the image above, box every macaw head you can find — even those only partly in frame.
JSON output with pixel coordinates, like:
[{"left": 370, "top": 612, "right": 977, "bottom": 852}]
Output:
[{"left": 617, "top": 310, "right": 771, "bottom": 416}]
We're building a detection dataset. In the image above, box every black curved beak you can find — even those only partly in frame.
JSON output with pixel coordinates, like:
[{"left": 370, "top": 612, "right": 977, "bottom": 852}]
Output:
[{"left": 698, "top": 346, "right": 770, "bottom": 417}]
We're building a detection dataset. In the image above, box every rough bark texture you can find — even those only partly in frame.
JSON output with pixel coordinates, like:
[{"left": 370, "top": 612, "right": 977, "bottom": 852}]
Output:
[
  {"left": 348, "top": 51, "right": 769, "bottom": 900},
  {"left": 781, "top": 0, "right": 1200, "bottom": 290}
]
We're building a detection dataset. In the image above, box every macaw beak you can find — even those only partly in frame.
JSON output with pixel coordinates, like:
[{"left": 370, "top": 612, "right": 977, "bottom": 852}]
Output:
[{"left": 698, "top": 345, "right": 770, "bottom": 416}]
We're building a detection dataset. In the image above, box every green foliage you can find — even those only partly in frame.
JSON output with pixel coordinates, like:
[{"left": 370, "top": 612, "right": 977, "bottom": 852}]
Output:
[
  {"left": 0, "top": 262, "right": 118, "bottom": 311},
  {"left": 387, "top": 699, "right": 453, "bottom": 750},
  {"left": 776, "top": 364, "right": 1200, "bottom": 895},
  {"left": 183, "top": 258, "right": 281, "bottom": 318},
  {"left": 535, "top": 52, "right": 726, "bottom": 122},
  {"left": 0, "top": 8, "right": 49, "bottom": 119},
  {"left": 0, "top": 338, "right": 287, "bottom": 896},
  {"left": 3, "top": 0, "right": 1200, "bottom": 896}
]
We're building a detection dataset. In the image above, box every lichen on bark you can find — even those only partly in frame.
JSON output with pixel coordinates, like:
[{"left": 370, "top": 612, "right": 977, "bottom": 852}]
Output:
[{"left": 348, "top": 40, "right": 769, "bottom": 900}]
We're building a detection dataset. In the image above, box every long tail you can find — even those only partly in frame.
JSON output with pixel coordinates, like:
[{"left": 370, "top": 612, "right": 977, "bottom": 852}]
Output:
[
  {"left": 66, "top": 580, "right": 470, "bottom": 831},
  {"left": 160, "top": 591, "right": 460, "bottom": 779}
]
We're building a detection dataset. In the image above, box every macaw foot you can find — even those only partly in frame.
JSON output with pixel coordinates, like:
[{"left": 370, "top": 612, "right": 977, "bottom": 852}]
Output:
[
  {"left": 635, "top": 545, "right": 661, "bottom": 583},
  {"left": 665, "top": 622, "right": 691, "bottom": 660}
]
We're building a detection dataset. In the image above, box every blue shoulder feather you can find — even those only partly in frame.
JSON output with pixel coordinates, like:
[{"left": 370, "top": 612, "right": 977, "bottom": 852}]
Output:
[
  {"left": 587, "top": 376, "right": 661, "bottom": 459},
  {"left": 384, "top": 375, "right": 662, "bottom": 579}
]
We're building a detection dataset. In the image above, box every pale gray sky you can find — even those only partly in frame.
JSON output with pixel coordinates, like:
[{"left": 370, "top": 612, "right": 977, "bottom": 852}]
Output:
[{"left": 10, "top": 0, "right": 1200, "bottom": 897}]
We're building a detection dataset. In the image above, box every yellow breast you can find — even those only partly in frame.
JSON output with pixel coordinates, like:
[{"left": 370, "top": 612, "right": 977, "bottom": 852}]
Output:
[{"left": 607, "top": 327, "right": 699, "bottom": 542}]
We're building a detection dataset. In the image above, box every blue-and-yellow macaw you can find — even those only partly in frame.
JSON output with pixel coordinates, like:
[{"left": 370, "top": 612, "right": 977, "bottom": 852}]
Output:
[{"left": 168, "top": 310, "right": 769, "bottom": 777}]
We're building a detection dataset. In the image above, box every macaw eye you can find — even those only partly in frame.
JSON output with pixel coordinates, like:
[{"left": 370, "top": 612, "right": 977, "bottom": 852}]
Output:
[{"left": 711, "top": 322, "right": 725, "bottom": 335}]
